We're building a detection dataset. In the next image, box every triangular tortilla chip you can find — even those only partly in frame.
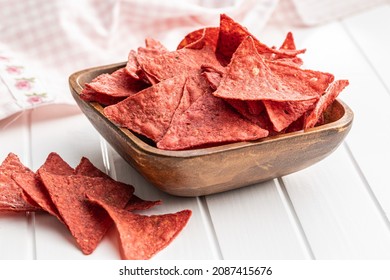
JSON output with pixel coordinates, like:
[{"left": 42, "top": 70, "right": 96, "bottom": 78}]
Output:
[
  {"left": 40, "top": 152, "right": 74, "bottom": 175},
  {"left": 279, "top": 32, "right": 297, "bottom": 51},
  {"left": 104, "top": 75, "right": 186, "bottom": 143},
  {"left": 81, "top": 68, "right": 148, "bottom": 106},
  {"left": 276, "top": 32, "right": 304, "bottom": 67},
  {"left": 304, "top": 80, "right": 349, "bottom": 129},
  {"left": 139, "top": 46, "right": 220, "bottom": 82},
  {"left": 37, "top": 168, "right": 134, "bottom": 255},
  {"left": 216, "top": 14, "right": 305, "bottom": 65},
  {"left": 0, "top": 153, "right": 41, "bottom": 212},
  {"left": 86, "top": 192, "right": 191, "bottom": 260},
  {"left": 157, "top": 92, "right": 269, "bottom": 150},
  {"left": 177, "top": 27, "right": 219, "bottom": 51},
  {"left": 75, "top": 157, "right": 108, "bottom": 178},
  {"left": 12, "top": 168, "right": 60, "bottom": 219},
  {"left": 75, "top": 157, "right": 159, "bottom": 212},
  {"left": 213, "top": 36, "right": 327, "bottom": 102},
  {"left": 124, "top": 195, "right": 162, "bottom": 212},
  {"left": 126, "top": 38, "right": 168, "bottom": 82},
  {"left": 264, "top": 98, "right": 318, "bottom": 132}
]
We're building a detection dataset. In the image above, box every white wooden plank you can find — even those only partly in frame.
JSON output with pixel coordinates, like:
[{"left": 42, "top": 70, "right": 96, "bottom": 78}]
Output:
[
  {"left": 263, "top": 14, "right": 390, "bottom": 258},
  {"left": 105, "top": 146, "right": 219, "bottom": 259},
  {"left": 0, "top": 112, "right": 34, "bottom": 259},
  {"left": 283, "top": 145, "right": 390, "bottom": 259},
  {"left": 284, "top": 18, "right": 390, "bottom": 218},
  {"left": 206, "top": 180, "right": 312, "bottom": 259},
  {"left": 29, "top": 105, "right": 104, "bottom": 170},
  {"left": 0, "top": 213, "right": 33, "bottom": 260},
  {"left": 0, "top": 112, "right": 30, "bottom": 162},
  {"left": 342, "top": 5, "right": 390, "bottom": 91},
  {"left": 339, "top": 5, "right": 390, "bottom": 218}
]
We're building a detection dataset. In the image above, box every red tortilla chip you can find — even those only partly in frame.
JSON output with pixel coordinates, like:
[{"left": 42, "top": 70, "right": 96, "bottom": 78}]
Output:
[
  {"left": 125, "top": 195, "right": 162, "bottom": 212},
  {"left": 144, "top": 37, "right": 168, "bottom": 52},
  {"left": 0, "top": 153, "right": 41, "bottom": 212},
  {"left": 12, "top": 167, "right": 60, "bottom": 219},
  {"left": 126, "top": 38, "right": 168, "bottom": 82},
  {"left": 37, "top": 165, "right": 134, "bottom": 254},
  {"left": 304, "top": 80, "right": 349, "bottom": 129},
  {"left": 40, "top": 152, "right": 74, "bottom": 176},
  {"left": 277, "top": 32, "right": 304, "bottom": 67},
  {"left": 75, "top": 156, "right": 160, "bottom": 212},
  {"left": 80, "top": 68, "right": 148, "bottom": 106},
  {"left": 139, "top": 46, "right": 220, "bottom": 83},
  {"left": 157, "top": 92, "right": 269, "bottom": 150},
  {"left": 177, "top": 27, "right": 219, "bottom": 51},
  {"left": 200, "top": 63, "right": 225, "bottom": 90},
  {"left": 226, "top": 99, "right": 276, "bottom": 133},
  {"left": 216, "top": 14, "right": 305, "bottom": 65},
  {"left": 213, "top": 36, "right": 327, "bottom": 102},
  {"left": 264, "top": 98, "right": 318, "bottom": 132},
  {"left": 86, "top": 191, "right": 191, "bottom": 260},
  {"left": 76, "top": 157, "right": 160, "bottom": 211},
  {"left": 173, "top": 73, "right": 211, "bottom": 118},
  {"left": 104, "top": 75, "right": 186, "bottom": 143},
  {"left": 75, "top": 157, "right": 108, "bottom": 178},
  {"left": 200, "top": 65, "right": 274, "bottom": 132},
  {"left": 279, "top": 32, "right": 297, "bottom": 51}
]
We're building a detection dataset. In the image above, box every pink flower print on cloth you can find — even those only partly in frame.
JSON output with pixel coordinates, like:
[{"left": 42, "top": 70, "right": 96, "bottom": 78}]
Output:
[
  {"left": 0, "top": 46, "right": 55, "bottom": 119},
  {"left": 6, "top": 65, "right": 23, "bottom": 75},
  {"left": 15, "top": 77, "right": 34, "bottom": 90}
]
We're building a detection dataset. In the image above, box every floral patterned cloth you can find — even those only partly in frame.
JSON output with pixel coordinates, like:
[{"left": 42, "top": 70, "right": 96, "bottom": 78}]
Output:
[{"left": 0, "top": 45, "right": 55, "bottom": 120}]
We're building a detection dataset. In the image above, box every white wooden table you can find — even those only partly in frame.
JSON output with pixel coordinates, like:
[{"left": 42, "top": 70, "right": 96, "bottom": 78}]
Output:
[{"left": 1, "top": 4, "right": 390, "bottom": 260}]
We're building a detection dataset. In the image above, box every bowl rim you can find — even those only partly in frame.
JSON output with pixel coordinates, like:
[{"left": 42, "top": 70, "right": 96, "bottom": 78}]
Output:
[{"left": 69, "top": 62, "right": 354, "bottom": 159}]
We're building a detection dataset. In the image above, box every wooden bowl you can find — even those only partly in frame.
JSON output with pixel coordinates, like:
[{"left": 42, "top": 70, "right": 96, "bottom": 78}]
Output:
[{"left": 69, "top": 62, "right": 353, "bottom": 197}]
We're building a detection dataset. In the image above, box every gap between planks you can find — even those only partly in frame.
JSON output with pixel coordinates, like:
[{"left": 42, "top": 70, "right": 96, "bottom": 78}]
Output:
[{"left": 275, "top": 177, "right": 315, "bottom": 259}]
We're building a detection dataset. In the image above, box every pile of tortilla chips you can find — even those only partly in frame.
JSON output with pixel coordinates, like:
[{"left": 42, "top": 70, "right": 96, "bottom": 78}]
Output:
[
  {"left": 0, "top": 153, "right": 191, "bottom": 259},
  {"left": 81, "top": 14, "right": 349, "bottom": 150}
]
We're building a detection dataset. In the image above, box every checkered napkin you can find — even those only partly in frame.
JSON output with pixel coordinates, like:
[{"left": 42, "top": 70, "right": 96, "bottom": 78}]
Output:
[{"left": 0, "top": 0, "right": 386, "bottom": 120}]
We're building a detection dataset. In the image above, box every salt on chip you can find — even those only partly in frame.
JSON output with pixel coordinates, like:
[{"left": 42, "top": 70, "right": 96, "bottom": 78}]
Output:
[
  {"left": 0, "top": 153, "right": 41, "bottom": 212},
  {"left": 86, "top": 192, "right": 191, "bottom": 260},
  {"left": 157, "top": 92, "right": 269, "bottom": 151},
  {"left": 104, "top": 75, "right": 186, "bottom": 143}
]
